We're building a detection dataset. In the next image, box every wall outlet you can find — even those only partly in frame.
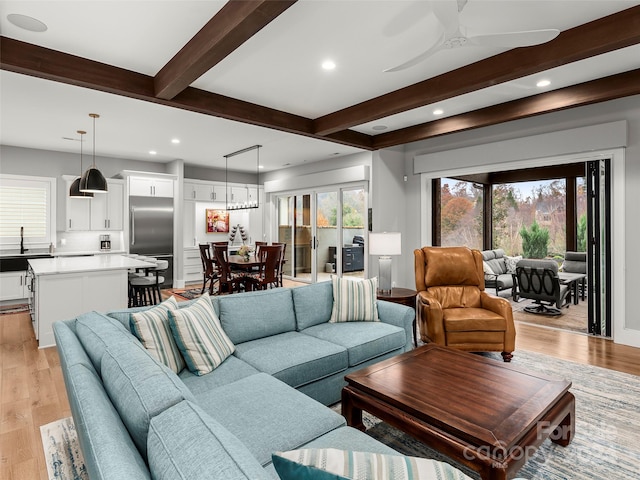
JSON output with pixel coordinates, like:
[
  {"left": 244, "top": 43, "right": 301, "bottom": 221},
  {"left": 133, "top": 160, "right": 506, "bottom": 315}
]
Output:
[{"left": 60, "top": 238, "right": 66, "bottom": 246}]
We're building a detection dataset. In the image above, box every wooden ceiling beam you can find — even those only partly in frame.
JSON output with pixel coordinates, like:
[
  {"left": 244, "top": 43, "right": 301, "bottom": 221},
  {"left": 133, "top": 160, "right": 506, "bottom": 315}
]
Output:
[
  {"left": 371, "top": 69, "right": 640, "bottom": 149},
  {"left": 0, "top": 36, "right": 373, "bottom": 150},
  {"left": 313, "top": 5, "right": 640, "bottom": 136},
  {"left": 154, "top": 0, "right": 298, "bottom": 100}
]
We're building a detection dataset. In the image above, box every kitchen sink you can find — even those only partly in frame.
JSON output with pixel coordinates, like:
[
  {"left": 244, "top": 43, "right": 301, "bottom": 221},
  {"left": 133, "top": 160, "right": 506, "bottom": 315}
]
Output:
[{"left": 0, "top": 254, "right": 53, "bottom": 272}]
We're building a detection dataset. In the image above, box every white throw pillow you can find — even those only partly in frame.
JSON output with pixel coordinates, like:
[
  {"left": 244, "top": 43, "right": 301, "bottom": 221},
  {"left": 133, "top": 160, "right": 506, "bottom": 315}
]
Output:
[
  {"left": 272, "top": 448, "right": 473, "bottom": 480},
  {"left": 329, "top": 276, "right": 379, "bottom": 323},
  {"left": 168, "top": 294, "right": 235, "bottom": 376},
  {"left": 504, "top": 255, "right": 523, "bottom": 274},
  {"left": 482, "top": 261, "right": 495, "bottom": 275},
  {"left": 130, "top": 296, "right": 185, "bottom": 373}
]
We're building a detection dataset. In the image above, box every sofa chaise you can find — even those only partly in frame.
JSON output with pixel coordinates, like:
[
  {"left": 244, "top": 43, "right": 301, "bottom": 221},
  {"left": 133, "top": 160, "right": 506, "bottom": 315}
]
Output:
[{"left": 54, "top": 280, "right": 471, "bottom": 479}]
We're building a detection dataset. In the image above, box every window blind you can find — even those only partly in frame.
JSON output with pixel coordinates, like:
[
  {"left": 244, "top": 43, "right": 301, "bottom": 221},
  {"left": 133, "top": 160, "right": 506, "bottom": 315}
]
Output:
[{"left": 0, "top": 176, "right": 52, "bottom": 243}]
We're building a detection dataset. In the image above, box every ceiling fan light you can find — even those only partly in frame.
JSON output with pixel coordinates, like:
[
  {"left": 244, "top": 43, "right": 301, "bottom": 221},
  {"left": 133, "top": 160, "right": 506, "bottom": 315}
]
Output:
[
  {"left": 79, "top": 167, "right": 108, "bottom": 193},
  {"left": 69, "top": 177, "right": 93, "bottom": 198}
]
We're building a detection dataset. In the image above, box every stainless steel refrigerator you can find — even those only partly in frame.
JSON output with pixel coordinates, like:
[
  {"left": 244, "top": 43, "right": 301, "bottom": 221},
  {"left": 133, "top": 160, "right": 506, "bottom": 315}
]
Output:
[{"left": 129, "top": 196, "right": 174, "bottom": 287}]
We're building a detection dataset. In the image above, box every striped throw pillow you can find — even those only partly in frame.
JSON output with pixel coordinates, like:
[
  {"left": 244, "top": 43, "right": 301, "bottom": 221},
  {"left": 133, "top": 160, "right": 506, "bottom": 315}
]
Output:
[
  {"left": 130, "top": 296, "right": 185, "bottom": 373},
  {"left": 168, "top": 294, "right": 235, "bottom": 376},
  {"left": 330, "top": 276, "right": 379, "bottom": 323},
  {"left": 272, "top": 448, "right": 473, "bottom": 480}
]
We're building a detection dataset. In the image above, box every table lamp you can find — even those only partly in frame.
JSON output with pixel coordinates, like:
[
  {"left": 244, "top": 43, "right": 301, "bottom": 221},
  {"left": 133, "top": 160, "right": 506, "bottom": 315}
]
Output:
[{"left": 369, "top": 232, "right": 401, "bottom": 294}]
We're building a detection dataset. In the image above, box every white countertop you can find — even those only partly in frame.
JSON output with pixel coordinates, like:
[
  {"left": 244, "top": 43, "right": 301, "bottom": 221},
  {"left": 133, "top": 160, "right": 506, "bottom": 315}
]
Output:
[{"left": 28, "top": 255, "right": 156, "bottom": 275}]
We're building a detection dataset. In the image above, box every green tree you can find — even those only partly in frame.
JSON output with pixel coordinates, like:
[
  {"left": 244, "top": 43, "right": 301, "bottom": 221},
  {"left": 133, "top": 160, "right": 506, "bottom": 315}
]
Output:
[
  {"left": 519, "top": 220, "right": 549, "bottom": 258},
  {"left": 577, "top": 214, "right": 587, "bottom": 252}
]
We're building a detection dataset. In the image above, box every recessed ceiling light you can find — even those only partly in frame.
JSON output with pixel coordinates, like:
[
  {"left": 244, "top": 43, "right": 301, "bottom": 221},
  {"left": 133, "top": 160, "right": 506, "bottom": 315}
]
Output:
[
  {"left": 372, "top": 125, "right": 388, "bottom": 131},
  {"left": 536, "top": 79, "right": 551, "bottom": 88},
  {"left": 171, "top": 138, "right": 180, "bottom": 144},
  {"left": 433, "top": 109, "right": 444, "bottom": 115},
  {"left": 7, "top": 13, "right": 47, "bottom": 32},
  {"left": 322, "top": 60, "right": 336, "bottom": 71},
  {"left": 258, "top": 165, "right": 264, "bottom": 169},
  {"left": 149, "top": 150, "right": 157, "bottom": 155}
]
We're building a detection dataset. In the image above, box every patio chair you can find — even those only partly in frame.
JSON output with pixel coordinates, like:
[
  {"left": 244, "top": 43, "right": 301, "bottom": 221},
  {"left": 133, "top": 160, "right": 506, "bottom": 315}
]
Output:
[{"left": 515, "top": 258, "right": 570, "bottom": 316}]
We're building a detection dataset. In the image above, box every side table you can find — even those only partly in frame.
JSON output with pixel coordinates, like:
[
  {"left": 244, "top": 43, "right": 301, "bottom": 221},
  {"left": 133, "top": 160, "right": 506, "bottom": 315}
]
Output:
[{"left": 377, "top": 287, "right": 418, "bottom": 347}]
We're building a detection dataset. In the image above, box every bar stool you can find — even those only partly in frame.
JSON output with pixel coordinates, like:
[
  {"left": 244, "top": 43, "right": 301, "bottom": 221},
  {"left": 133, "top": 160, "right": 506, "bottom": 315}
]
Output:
[{"left": 129, "top": 257, "right": 165, "bottom": 307}]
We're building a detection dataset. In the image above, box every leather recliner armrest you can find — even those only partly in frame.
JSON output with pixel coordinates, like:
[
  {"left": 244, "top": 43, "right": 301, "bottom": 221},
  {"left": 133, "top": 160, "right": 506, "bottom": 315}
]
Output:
[
  {"left": 480, "top": 292, "right": 516, "bottom": 351},
  {"left": 416, "top": 291, "right": 445, "bottom": 345}
]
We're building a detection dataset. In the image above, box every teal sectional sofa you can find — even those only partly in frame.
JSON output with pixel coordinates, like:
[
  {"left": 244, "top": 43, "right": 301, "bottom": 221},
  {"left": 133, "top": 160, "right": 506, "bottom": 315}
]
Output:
[{"left": 53, "top": 281, "right": 438, "bottom": 480}]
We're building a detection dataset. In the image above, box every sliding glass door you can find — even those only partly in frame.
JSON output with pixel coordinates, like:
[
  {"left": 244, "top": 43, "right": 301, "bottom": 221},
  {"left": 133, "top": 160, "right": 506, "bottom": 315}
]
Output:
[
  {"left": 586, "top": 159, "right": 611, "bottom": 336},
  {"left": 276, "top": 185, "right": 366, "bottom": 284}
]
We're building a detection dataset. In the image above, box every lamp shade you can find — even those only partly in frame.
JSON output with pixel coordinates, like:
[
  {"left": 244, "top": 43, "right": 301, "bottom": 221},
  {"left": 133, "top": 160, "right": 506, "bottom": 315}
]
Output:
[
  {"left": 69, "top": 177, "right": 93, "bottom": 198},
  {"left": 369, "top": 232, "right": 401, "bottom": 256},
  {"left": 79, "top": 167, "right": 108, "bottom": 193}
]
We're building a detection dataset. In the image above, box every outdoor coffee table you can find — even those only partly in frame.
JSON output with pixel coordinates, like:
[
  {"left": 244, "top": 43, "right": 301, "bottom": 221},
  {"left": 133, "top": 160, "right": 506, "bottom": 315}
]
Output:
[{"left": 342, "top": 344, "right": 575, "bottom": 480}]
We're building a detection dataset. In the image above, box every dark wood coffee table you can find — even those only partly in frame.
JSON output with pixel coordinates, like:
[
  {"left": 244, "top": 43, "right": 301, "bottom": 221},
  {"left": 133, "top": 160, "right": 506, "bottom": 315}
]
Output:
[{"left": 342, "top": 344, "right": 575, "bottom": 480}]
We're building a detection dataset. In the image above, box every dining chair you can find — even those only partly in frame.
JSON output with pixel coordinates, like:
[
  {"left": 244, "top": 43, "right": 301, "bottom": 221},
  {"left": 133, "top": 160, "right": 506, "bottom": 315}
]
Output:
[
  {"left": 272, "top": 242, "right": 287, "bottom": 287},
  {"left": 252, "top": 244, "right": 283, "bottom": 290},
  {"left": 213, "top": 244, "right": 245, "bottom": 294},
  {"left": 199, "top": 244, "right": 218, "bottom": 295}
]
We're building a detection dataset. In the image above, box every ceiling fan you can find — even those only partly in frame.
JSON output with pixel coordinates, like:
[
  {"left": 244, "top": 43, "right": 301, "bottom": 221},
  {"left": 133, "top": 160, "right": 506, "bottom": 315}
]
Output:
[{"left": 384, "top": 0, "right": 560, "bottom": 72}]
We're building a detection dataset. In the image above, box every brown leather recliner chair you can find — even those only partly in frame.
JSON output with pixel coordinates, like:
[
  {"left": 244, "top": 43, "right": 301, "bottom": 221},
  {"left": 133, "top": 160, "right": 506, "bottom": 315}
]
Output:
[{"left": 414, "top": 246, "right": 515, "bottom": 362}]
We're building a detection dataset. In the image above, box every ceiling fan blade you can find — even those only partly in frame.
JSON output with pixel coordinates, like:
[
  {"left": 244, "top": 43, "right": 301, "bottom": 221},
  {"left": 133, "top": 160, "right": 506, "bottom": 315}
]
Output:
[
  {"left": 383, "top": 33, "right": 445, "bottom": 73},
  {"left": 468, "top": 29, "right": 560, "bottom": 48},
  {"left": 431, "top": 0, "right": 461, "bottom": 36}
]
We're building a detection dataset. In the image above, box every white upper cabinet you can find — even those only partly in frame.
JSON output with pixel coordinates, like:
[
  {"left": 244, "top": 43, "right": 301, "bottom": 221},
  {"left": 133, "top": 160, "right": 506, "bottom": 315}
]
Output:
[
  {"left": 90, "top": 180, "right": 124, "bottom": 230},
  {"left": 64, "top": 177, "right": 124, "bottom": 231},
  {"left": 229, "top": 186, "right": 248, "bottom": 205},
  {"left": 129, "top": 176, "right": 174, "bottom": 197},
  {"left": 184, "top": 180, "right": 227, "bottom": 202},
  {"left": 64, "top": 178, "right": 91, "bottom": 231}
]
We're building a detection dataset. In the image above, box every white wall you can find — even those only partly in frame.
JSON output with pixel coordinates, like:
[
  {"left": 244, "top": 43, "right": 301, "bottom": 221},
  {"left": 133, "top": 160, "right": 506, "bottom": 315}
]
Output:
[
  {"left": 370, "top": 148, "right": 409, "bottom": 288},
  {"left": 403, "top": 94, "right": 640, "bottom": 347}
]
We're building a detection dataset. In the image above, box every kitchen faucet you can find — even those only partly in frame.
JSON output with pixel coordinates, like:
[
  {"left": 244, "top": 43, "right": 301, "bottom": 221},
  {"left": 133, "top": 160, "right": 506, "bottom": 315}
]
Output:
[{"left": 20, "top": 226, "right": 28, "bottom": 254}]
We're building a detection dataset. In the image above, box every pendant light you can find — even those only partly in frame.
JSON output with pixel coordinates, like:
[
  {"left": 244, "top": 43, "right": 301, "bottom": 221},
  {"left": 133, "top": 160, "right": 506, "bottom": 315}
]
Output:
[
  {"left": 80, "top": 113, "right": 108, "bottom": 193},
  {"left": 224, "top": 144, "right": 260, "bottom": 210},
  {"left": 69, "top": 130, "right": 93, "bottom": 198}
]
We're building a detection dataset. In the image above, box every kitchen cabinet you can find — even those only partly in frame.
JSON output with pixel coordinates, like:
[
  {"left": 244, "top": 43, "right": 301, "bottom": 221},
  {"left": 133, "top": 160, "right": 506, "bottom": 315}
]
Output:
[
  {"left": 183, "top": 248, "right": 202, "bottom": 285},
  {"left": 64, "top": 177, "right": 124, "bottom": 231},
  {"left": 90, "top": 180, "right": 124, "bottom": 230},
  {"left": 28, "top": 255, "right": 155, "bottom": 347},
  {"left": 229, "top": 186, "right": 248, "bottom": 205},
  {"left": 0, "top": 271, "right": 27, "bottom": 301},
  {"left": 184, "top": 181, "right": 226, "bottom": 202},
  {"left": 65, "top": 178, "right": 91, "bottom": 231},
  {"left": 183, "top": 200, "right": 197, "bottom": 248},
  {"left": 129, "top": 176, "right": 174, "bottom": 197},
  {"left": 248, "top": 187, "right": 264, "bottom": 243}
]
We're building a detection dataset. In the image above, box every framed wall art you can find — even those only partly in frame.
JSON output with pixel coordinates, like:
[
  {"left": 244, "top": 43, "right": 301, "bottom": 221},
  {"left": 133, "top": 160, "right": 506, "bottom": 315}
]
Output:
[{"left": 206, "top": 209, "right": 229, "bottom": 233}]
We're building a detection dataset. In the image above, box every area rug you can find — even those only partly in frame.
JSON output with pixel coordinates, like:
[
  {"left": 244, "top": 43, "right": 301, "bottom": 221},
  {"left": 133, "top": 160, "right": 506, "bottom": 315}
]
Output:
[
  {"left": 0, "top": 303, "right": 29, "bottom": 315},
  {"left": 167, "top": 288, "right": 202, "bottom": 301},
  {"left": 333, "top": 349, "right": 640, "bottom": 480},
  {"left": 41, "top": 350, "right": 639, "bottom": 480},
  {"left": 40, "top": 416, "right": 88, "bottom": 480}
]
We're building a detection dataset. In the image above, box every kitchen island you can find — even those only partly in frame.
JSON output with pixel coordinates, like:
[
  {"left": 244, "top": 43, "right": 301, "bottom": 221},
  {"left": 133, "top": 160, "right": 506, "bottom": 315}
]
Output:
[{"left": 28, "top": 255, "right": 155, "bottom": 348}]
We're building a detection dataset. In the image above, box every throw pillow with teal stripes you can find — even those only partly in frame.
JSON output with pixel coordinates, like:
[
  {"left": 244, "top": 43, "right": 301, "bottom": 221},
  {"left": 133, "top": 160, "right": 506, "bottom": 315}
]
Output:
[
  {"left": 168, "top": 293, "right": 235, "bottom": 376},
  {"left": 272, "top": 448, "right": 473, "bottom": 480},
  {"left": 330, "top": 276, "right": 379, "bottom": 323},
  {"left": 130, "top": 296, "right": 185, "bottom": 374}
]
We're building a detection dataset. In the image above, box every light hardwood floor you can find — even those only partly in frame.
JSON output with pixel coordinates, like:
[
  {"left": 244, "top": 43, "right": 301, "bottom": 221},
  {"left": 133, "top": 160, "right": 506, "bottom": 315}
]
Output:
[{"left": 1, "top": 304, "right": 639, "bottom": 480}]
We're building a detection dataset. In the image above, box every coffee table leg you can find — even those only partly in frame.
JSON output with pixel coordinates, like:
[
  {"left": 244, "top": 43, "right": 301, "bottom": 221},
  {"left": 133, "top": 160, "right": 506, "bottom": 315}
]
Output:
[
  {"left": 342, "top": 387, "right": 365, "bottom": 431},
  {"left": 551, "top": 394, "right": 575, "bottom": 447}
]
